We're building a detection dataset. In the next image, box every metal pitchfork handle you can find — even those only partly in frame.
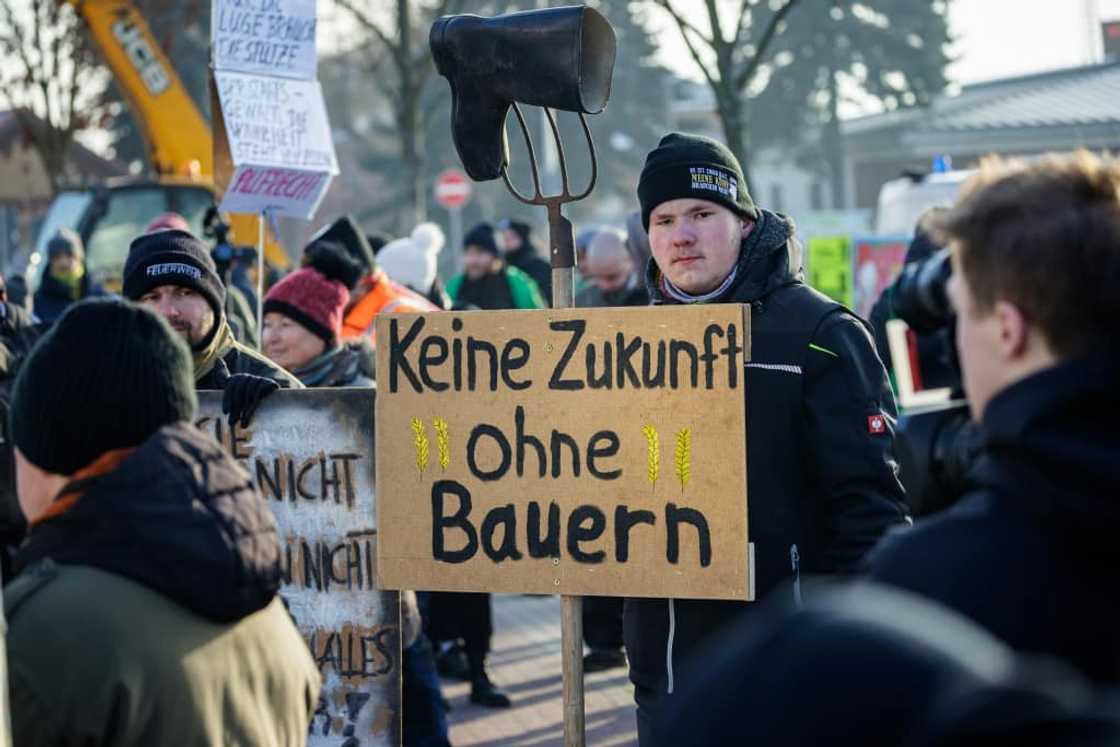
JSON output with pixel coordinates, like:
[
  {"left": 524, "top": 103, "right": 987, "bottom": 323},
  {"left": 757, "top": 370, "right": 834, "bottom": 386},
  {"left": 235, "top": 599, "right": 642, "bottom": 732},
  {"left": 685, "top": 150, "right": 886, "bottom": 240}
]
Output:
[
  {"left": 500, "top": 103, "right": 597, "bottom": 276},
  {"left": 499, "top": 101, "right": 594, "bottom": 747}
]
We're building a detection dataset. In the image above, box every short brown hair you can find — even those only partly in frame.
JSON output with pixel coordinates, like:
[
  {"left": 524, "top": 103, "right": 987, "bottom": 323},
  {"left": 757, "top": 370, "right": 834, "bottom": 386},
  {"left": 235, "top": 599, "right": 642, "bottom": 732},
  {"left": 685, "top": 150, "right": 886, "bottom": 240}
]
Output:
[{"left": 935, "top": 151, "right": 1120, "bottom": 358}]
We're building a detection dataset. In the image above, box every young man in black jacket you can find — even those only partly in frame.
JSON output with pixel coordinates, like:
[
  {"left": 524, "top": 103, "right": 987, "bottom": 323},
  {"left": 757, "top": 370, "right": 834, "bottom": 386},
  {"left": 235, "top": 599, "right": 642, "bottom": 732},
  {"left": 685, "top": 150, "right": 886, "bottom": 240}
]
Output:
[
  {"left": 626, "top": 133, "right": 908, "bottom": 743},
  {"left": 867, "top": 152, "right": 1120, "bottom": 684}
]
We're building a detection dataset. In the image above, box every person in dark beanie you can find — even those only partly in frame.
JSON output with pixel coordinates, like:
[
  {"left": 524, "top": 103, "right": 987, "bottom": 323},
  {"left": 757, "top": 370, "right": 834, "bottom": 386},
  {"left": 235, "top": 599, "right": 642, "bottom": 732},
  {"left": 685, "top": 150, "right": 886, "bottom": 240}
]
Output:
[
  {"left": 4, "top": 298, "right": 320, "bottom": 746},
  {"left": 33, "top": 227, "right": 104, "bottom": 325},
  {"left": 498, "top": 218, "right": 552, "bottom": 304},
  {"left": 625, "top": 132, "right": 908, "bottom": 744},
  {"left": 446, "top": 222, "right": 545, "bottom": 311},
  {"left": 262, "top": 251, "right": 374, "bottom": 387},
  {"left": 305, "top": 216, "right": 437, "bottom": 345},
  {"left": 122, "top": 229, "right": 301, "bottom": 426}
]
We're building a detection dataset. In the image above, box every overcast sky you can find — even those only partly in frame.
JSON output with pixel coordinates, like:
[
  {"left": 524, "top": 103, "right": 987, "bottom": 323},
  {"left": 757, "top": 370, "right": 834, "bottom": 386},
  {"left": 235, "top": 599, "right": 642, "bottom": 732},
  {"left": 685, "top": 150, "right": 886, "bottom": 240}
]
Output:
[{"left": 649, "top": 0, "right": 1120, "bottom": 88}]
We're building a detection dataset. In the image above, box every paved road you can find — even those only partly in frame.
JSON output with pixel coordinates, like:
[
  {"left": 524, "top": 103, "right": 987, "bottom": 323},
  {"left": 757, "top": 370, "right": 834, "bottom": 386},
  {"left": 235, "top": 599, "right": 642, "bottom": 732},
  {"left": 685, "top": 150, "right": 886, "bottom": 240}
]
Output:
[{"left": 443, "top": 594, "right": 638, "bottom": 746}]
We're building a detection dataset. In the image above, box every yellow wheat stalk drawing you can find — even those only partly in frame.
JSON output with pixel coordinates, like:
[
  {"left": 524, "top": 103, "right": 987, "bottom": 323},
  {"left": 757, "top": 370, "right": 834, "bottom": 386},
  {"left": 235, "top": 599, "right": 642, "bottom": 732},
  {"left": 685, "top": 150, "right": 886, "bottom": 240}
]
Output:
[
  {"left": 433, "top": 417, "right": 450, "bottom": 470},
  {"left": 642, "top": 424, "right": 660, "bottom": 486},
  {"left": 675, "top": 427, "right": 692, "bottom": 492},
  {"left": 411, "top": 418, "right": 430, "bottom": 474}
]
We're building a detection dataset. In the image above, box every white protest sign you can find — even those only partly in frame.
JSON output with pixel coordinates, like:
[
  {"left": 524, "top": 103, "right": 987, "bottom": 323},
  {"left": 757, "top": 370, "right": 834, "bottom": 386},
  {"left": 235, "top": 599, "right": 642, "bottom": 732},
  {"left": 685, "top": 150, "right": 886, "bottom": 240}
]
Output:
[
  {"left": 211, "top": 0, "right": 318, "bottom": 80},
  {"left": 214, "top": 70, "right": 338, "bottom": 219},
  {"left": 197, "top": 389, "right": 400, "bottom": 747}
]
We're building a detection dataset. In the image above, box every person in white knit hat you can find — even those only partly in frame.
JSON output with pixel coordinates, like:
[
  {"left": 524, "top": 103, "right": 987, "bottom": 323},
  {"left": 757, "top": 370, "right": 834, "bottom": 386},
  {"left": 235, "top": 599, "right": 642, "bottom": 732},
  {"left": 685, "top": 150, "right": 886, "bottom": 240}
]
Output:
[{"left": 376, "top": 222, "right": 451, "bottom": 309}]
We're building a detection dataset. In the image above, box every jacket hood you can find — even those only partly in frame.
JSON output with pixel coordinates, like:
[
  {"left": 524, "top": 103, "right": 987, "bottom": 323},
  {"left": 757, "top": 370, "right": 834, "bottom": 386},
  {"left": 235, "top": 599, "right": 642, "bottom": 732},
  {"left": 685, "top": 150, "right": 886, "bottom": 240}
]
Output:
[
  {"left": 974, "top": 351, "right": 1120, "bottom": 548},
  {"left": 646, "top": 208, "right": 802, "bottom": 305},
  {"left": 16, "top": 422, "right": 281, "bottom": 622}
]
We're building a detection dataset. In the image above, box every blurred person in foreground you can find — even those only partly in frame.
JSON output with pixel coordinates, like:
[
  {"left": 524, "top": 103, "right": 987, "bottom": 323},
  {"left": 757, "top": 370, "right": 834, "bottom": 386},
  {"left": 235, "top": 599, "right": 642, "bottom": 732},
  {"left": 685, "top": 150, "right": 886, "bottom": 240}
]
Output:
[
  {"left": 657, "top": 582, "right": 1120, "bottom": 746},
  {"left": 121, "top": 229, "right": 301, "bottom": 427},
  {"left": 867, "top": 151, "right": 1120, "bottom": 684},
  {"left": 377, "top": 222, "right": 452, "bottom": 310},
  {"left": 447, "top": 222, "right": 546, "bottom": 311},
  {"left": 498, "top": 218, "right": 552, "bottom": 303},
  {"left": 625, "top": 132, "right": 907, "bottom": 744},
  {"left": 33, "top": 228, "right": 104, "bottom": 325},
  {"left": 306, "top": 216, "right": 437, "bottom": 344},
  {"left": 576, "top": 226, "right": 649, "bottom": 308},
  {"left": 4, "top": 298, "right": 320, "bottom": 746}
]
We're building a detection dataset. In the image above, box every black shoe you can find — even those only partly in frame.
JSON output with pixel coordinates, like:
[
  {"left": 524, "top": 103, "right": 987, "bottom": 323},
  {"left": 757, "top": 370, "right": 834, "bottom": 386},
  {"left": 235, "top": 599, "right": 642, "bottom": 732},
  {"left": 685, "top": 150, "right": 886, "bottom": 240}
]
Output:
[
  {"left": 436, "top": 647, "right": 471, "bottom": 681},
  {"left": 470, "top": 676, "right": 512, "bottom": 708},
  {"left": 583, "top": 648, "right": 626, "bottom": 673}
]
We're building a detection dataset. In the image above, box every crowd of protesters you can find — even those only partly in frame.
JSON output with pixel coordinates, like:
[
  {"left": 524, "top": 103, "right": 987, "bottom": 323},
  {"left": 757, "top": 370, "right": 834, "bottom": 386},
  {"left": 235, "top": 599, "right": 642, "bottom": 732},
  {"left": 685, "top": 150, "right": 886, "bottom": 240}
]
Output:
[{"left": 0, "top": 132, "right": 1117, "bottom": 747}]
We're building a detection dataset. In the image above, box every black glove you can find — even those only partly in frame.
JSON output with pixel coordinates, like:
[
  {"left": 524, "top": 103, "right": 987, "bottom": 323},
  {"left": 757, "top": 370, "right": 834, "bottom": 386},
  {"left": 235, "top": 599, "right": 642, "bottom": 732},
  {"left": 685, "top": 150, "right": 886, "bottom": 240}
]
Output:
[{"left": 222, "top": 373, "right": 280, "bottom": 428}]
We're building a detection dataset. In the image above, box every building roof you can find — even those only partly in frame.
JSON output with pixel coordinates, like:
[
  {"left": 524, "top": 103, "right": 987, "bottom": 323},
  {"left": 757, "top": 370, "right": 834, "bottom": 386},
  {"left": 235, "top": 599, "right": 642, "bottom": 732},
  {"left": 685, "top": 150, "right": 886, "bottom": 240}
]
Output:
[{"left": 843, "top": 62, "right": 1120, "bottom": 158}]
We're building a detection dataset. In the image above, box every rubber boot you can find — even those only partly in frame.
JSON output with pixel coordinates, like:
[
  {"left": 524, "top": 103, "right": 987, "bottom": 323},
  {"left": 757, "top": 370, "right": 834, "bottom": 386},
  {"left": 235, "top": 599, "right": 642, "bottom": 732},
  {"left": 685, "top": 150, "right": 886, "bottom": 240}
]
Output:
[{"left": 429, "top": 6, "right": 616, "bottom": 180}]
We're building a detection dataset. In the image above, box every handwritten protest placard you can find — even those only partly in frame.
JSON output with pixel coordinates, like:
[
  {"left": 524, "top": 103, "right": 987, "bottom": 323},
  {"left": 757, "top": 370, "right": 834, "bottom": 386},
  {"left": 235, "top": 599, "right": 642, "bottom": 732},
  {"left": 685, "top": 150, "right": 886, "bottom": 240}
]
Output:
[
  {"left": 211, "top": 0, "right": 336, "bottom": 219},
  {"left": 211, "top": 0, "right": 318, "bottom": 80},
  {"left": 376, "top": 305, "right": 754, "bottom": 600},
  {"left": 197, "top": 389, "right": 399, "bottom": 747}
]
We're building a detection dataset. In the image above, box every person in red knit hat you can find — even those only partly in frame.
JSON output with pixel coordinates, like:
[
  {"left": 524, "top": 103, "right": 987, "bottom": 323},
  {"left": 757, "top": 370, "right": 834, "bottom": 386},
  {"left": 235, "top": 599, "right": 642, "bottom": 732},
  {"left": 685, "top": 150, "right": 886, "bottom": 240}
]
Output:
[{"left": 261, "top": 245, "right": 374, "bottom": 387}]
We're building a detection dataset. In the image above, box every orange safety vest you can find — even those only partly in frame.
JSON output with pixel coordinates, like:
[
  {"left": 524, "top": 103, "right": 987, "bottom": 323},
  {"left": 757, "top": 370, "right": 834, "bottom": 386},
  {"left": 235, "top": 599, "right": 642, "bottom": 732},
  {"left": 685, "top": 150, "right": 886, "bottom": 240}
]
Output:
[{"left": 342, "top": 269, "right": 439, "bottom": 344}]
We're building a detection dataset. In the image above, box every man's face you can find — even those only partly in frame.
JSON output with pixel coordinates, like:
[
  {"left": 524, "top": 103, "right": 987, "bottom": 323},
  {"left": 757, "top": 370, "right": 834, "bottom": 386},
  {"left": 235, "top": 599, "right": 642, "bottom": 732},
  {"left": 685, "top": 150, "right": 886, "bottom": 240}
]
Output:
[
  {"left": 648, "top": 199, "right": 749, "bottom": 295},
  {"left": 138, "top": 284, "right": 215, "bottom": 345},
  {"left": 948, "top": 267, "right": 1004, "bottom": 420},
  {"left": 586, "top": 254, "right": 633, "bottom": 295},
  {"left": 463, "top": 246, "right": 496, "bottom": 280},
  {"left": 50, "top": 252, "right": 79, "bottom": 276}
]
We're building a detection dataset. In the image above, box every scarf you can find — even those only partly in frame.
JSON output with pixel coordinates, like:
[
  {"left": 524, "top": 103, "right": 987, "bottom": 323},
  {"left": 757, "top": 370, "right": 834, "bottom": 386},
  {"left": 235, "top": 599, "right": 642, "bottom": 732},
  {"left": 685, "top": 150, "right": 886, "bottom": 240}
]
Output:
[
  {"left": 192, "top": 318, "right": 236, "bottom": 382},
  {"left": 33, "top": 447, "right": 136, "bottom": 526},
  {"left": 51, "top": 266, "right": 85, "bottom": 300},
  {"left": 292, "top": 346, "right": 345, "bottom": 387},
  {"left": 659, "top": 265, "right": 739, "bottom": 304}
]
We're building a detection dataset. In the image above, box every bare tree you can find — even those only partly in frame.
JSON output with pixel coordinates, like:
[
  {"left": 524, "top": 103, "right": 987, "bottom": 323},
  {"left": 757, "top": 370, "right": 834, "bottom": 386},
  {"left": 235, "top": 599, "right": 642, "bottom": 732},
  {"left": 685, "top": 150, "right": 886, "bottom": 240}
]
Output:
[
  {"left": 331, "top": 0, "right": 469, "bottom": 232},
  {"left": 652, "top": 0, "right": 800, "bottom": 193},
  {"left": 0, "top": 0, "right": 108, "bottom": 190}
]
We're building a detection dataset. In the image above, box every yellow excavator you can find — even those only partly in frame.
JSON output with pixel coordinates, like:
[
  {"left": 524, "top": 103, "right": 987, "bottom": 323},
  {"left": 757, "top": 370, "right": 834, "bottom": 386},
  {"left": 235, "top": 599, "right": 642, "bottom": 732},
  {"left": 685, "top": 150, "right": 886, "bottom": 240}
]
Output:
[{"left": 27, "top": 1, "right": 289, "bottom": 290}]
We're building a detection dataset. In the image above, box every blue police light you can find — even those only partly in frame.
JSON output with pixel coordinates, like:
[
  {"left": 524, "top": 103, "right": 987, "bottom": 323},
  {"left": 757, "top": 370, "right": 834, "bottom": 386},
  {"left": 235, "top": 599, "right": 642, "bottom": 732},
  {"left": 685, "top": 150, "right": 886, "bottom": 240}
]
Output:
[{"left": 932, "top": 155, "right": 952, "bottom": 173}]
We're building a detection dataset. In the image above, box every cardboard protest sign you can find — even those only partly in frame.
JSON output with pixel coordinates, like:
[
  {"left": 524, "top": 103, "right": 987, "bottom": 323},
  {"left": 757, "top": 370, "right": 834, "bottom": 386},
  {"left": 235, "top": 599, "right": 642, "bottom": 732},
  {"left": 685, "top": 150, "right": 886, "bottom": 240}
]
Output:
[
  {"left": 197, "top": 389, "right": 399, "bottom": 747},
  {"left": 212, "top": 70, "right": 338, "bottom": 218},
  {"left": 211, "top": 0, "right": 318, "bottom": 80},
  {"left": 376, "top": 305, "right": 753, "bottom": 601}
]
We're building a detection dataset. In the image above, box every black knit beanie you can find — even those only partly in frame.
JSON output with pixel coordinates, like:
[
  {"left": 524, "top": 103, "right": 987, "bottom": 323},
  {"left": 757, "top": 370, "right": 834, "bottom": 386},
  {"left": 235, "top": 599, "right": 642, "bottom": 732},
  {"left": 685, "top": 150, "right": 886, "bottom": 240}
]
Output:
[
  {"left": 637, "top": 132, "right": 758, "bottom": 230},
  {"left": 307, "top": 216, "right": 376, "bottom": 273},
  {"left": 464, "top": 223, "right": 501, "bottom": 257},
  {"left": 121, "top": 229, "right": 226, "bottom": 322},
  {"left": 10, "top": 298, "right": 197, "bottom": 475}
]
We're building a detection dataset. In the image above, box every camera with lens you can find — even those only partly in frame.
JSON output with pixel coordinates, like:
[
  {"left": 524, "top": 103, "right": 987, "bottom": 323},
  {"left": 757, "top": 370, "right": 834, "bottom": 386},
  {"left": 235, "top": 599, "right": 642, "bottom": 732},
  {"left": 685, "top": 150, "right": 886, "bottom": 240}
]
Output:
[
  {"left": 203, "top": 206, "right": 257, "bottom": 279},
  {"left": 889, "top": 247, "right": 983, "bottom": 517}
]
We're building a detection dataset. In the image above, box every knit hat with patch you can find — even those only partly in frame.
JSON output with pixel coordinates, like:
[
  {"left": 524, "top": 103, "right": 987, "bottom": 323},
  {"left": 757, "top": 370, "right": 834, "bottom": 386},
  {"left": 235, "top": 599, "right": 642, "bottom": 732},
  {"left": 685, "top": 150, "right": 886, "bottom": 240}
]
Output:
[
  {"left": 10, "top": 297, "right": 196, "bottom": 475},
  {"left": 637, "top": 132, "right": 758, "bottom": 230},
  {"left": 121, "top": 229, "right": 225, "bottom": 322},
  {"left": 263, "top": 251, "right": 351, "bottom": 345}
]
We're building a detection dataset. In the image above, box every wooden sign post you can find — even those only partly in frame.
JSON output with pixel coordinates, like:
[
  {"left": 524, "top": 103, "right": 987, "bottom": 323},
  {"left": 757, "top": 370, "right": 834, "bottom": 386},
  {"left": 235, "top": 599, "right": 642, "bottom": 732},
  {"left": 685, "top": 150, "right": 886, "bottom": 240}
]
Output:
[
  {"left": 198, "top": 389, "right": 400, "bottom": 747},
  {"left": 376, "top": 305, "right": 754, "bottom": 599}
]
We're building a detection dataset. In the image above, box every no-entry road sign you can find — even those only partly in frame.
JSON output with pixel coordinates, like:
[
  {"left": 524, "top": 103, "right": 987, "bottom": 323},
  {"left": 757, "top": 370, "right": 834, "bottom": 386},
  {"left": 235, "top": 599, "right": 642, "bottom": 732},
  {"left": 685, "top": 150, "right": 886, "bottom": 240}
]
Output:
[{"left": 435, "top": 169, "right": 472, "bottom": 209}]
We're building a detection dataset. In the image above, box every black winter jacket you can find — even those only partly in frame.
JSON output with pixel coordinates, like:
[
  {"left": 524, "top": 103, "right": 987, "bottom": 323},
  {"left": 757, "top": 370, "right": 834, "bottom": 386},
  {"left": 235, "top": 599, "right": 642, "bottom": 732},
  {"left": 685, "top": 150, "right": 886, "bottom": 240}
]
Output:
[
  {"left": 33, "top": 271, "right": 104, "bottom": 325},
  {"left": 867, "top": 352, "right": 1120, "bottom": 684},
  {"left": 624, "top": 209, "right": 909, "bottom": 693},
  {"left": 506, "top": 244, "right": 552, "bottom": 304}
]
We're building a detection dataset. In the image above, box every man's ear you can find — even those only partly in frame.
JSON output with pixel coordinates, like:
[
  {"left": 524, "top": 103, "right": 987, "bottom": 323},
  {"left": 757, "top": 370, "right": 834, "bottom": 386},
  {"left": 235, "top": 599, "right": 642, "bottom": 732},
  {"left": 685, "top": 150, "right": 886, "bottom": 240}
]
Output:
[
  {"left": 993, "top": 300, "right": 1029, "bottom": 359},
  {"left": 740, "top": 218, "right": 755, "bottom": 240}
]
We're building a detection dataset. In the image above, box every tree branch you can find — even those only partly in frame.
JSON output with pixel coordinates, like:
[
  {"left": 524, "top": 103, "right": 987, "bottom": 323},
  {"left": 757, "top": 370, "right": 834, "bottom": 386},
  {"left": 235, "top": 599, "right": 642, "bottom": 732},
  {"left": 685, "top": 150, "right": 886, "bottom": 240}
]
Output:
[
  {"left": 734, "top": 0, "right": 801, "bottom": 92},
  {"left": 655, "top": 0, "right": 722, "bottom": 90}
]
